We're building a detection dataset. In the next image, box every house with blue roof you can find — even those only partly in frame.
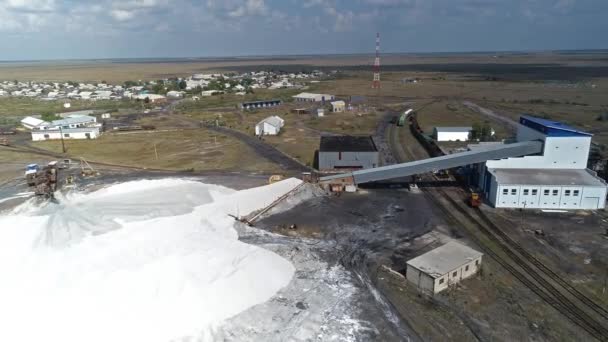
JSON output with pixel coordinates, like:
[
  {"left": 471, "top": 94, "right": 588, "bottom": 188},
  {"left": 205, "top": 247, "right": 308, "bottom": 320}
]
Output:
[{"left": 473, "top": 115, "right": 607, "bottom": 210}]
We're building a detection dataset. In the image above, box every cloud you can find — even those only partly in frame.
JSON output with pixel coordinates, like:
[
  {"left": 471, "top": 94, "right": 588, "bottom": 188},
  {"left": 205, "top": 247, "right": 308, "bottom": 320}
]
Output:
[
  {"left": 3, "top": 0, "right": 56, "bottom": 12},
  {"left": 111, "top": 9, "right": 135, "bottom": 21}
]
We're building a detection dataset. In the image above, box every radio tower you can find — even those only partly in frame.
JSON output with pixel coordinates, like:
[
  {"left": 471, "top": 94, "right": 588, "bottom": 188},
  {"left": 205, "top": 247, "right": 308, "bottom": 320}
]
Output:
[{"left": 372, "top": 32, "right": 381, "bottom": 89}]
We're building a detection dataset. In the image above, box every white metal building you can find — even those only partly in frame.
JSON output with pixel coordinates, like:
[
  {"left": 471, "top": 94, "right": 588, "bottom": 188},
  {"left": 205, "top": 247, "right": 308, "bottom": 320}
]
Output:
[
  {"left": 38, "top": 115, "right": 97, "bottom": 130},
  {"left": 21, "top": 116, "right": 48, "bottom": 130},
  {"left": 433, "top": 127, "right": 472, "bottom": 142},
  {"left": 255, "top": 116, "right": 284, "bottom": 136},
  {"left": 32, "top": 127, "right": 100, "bottom": 141},
  {"left": 292, "top": 92, "right": 335, "bottom": 103},
  {"left": 474, "top": 115, "right": 608, "bottom": 210},
  {"left": 406, "top": 241, "right": 483, "bottom": 294}
]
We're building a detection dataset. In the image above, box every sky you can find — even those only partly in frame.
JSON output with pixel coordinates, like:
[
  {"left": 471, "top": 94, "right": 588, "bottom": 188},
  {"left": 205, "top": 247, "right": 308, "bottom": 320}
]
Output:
[{"left": 0, "top": 0, "right": 607, "bottom": 60}]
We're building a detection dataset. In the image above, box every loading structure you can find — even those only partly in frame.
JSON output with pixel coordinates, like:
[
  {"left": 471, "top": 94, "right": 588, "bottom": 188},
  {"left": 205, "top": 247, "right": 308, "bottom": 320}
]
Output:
[{"left": 320, "top": 140, "right": 544, "bottom": 185}]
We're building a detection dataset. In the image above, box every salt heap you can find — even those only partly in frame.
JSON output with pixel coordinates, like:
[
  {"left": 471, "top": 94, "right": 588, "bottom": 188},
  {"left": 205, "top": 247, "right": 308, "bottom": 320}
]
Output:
[{"left": 0, "top": 178, "right": 301, "bottom": 342}]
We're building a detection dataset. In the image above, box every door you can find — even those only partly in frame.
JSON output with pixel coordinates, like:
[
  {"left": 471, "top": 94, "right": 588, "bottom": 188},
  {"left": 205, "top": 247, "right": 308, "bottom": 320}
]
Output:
[{"left": 581, "top": 197, "right": 599, "bottom": 209}]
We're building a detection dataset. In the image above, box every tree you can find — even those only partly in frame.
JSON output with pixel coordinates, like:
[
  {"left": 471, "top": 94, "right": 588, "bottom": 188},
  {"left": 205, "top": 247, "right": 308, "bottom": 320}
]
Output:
[
  {"left": 41, "top": 113, "right": 60, "bottom": 122},
  {"left": 178, "top": 80, "right": 187, "bottom": 90},
  {"left": 469, "top": 122, "right": 482, "bottom": 141}
]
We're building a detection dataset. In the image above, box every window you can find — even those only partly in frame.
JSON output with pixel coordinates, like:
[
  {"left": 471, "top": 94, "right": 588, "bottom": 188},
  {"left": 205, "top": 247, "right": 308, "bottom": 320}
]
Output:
[
  {"left": 64, "top": 134, "right": 70, "bottom": 138},
  {"left": 544, "top": 190, "right": 550, "bottom": 196},
  {"left": 552, "top": 190, "right": 559, "bottom": 196},
  {"left": 511, "top": 189, "right": 517, "bottom": 195},
  {"left": 452, "top": 271, "right": 457, "bottom": 277},
  {"left": 439, "top": 278, "right": 444, "bottom": 285},
  {"left": 565, "top": 190, "right": 571, "bottom": 196},
  {"left": 523, "top": 189, "right": 529, "bottom": 196},
  {"left": 43, "top": 134, "right": 49, "bottom": 138},
  {"left": 502, "top": 189, "right": 508, "bottom": 195},
  {"left": 465, "top": 265, "right": 469, "bottom": 271},
  {"left": 475, "top": 260, "right": 479, "bottom": 266},
  {"left": 532, "top": 189, "right": 538, "bottom": 196},
  {"left": 573, "top": 190, "right": 580, "bottom": 197}
]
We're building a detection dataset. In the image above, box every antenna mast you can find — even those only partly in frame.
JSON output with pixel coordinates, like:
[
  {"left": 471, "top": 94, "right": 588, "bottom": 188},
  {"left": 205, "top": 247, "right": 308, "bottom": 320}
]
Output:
[{"left": 372, "top": 32, "right": 381, "bottom": 89}]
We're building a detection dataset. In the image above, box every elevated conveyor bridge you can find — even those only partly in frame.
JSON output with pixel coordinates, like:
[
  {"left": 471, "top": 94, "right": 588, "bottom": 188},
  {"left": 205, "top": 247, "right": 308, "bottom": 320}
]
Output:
[{"left": 320, "top": 140, "right": 543, "bottom": 185}]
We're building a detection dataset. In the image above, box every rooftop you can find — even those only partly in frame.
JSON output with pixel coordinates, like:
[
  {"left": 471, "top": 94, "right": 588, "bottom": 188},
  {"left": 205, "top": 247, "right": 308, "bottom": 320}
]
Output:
[
  {"left": 489, "top": 168, "right": 607, "bottom": 187},
  {"left": 258, "top": 116, "right": 284, "bottom": 128},
  {"left": 520, "top": 115, "right": 592, "bottom": 137},
  {"left": 50, "top": 115, "right": 96, "bottom": 126},
  {"left": 407, "top": 241, "right": 483, "bottom": 278},
  {"left": 320, "top": 136, "right": 378, "bottom": 152},
  {"left": 434, "top": 127, "right": 472, "bottom": 133}
]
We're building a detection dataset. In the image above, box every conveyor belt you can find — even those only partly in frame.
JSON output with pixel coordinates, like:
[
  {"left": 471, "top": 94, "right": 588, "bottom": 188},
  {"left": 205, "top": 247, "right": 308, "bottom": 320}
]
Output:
[{"left": 320, "top": 140, "right": 543, "bottom": 185}]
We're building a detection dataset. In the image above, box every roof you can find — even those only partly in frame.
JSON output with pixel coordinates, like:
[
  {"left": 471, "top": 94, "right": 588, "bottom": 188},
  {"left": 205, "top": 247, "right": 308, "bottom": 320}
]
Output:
[
  {"left": 293, "top": 92, "right": 334, "bottom": 100},
  {"left": 320, "top": 136, "right": 378, "bottom": 152},
  {"left": 331, "top": 100, "right": 345, "bottom": 106},
  {"left": 50, "top": 115, "right": 96, "bottom": 126},
  {"left": 434, "top": 127, "right": 472, "bottom": 133},
  {"left": 242, "top": 99, "right": 281, "bottom": 105},
  {"left": 258, "top": 116, "right": 283, "bottom": 128},
  {"left": 489, "top": 168, "right": 607, "bottom": 187},
  {"left": 21, "top": 116, "right": 47, "bottom": 127},
  {"left": 520, "top": 115, "right": 592, "bottom": 137},
  {"left": 407, "top": 241, "right": 483, "bottom": 278}
]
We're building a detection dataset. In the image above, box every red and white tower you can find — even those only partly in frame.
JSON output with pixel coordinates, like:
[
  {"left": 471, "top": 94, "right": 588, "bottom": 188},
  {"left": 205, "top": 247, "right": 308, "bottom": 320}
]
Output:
[{"left": 372, "top": 32, "right": 381, "bottom": 89}]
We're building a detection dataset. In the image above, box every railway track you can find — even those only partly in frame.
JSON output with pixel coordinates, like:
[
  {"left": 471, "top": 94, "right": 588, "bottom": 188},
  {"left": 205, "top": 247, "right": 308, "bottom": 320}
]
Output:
[{"left": 430, "top": 188, "right": 608, "bottom": 341}]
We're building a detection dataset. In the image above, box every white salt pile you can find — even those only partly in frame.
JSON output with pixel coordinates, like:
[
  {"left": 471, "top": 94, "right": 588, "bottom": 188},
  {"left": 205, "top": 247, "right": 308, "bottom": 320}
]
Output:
[{"left": 0, "top": 178, "right": 301, "bottom": 342}]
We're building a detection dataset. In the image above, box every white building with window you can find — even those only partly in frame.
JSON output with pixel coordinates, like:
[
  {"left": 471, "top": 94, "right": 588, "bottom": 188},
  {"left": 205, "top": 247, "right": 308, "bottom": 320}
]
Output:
[
  {"left": 32, "top": 127, "right": 100, "bottom": 141},
  {"left": 473, "top": 115, "right": 608, "bottom": 210},
  {"left": 292, "top": 92, "right": 335, "bottom": 102},
  {"left": 406, "top": 241, "right": 483, "bottom": 294}
]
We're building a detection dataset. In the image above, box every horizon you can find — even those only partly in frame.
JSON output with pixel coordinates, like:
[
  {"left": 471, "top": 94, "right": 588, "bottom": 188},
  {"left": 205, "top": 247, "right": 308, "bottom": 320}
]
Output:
[{"left": 1, "top": 48, "right": 607, "bottom": 64}]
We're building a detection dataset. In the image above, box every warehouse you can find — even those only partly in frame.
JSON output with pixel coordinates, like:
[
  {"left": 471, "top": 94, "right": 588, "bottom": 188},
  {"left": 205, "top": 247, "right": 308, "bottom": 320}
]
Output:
[
  {"left": 32, "top": 127, "right": 100, "bottom": 141},
  {"left": 38, "top": 115, "right": 97, "bottom": 130},
  {"left": 433, "top": 127, "right": 472, "bottom": 142},
  {"left": 474, "top": 115, "right": 608, "bottom": 210},
  {"left": 21, "top": 116, "right": 48, "bottom": 130},
  {"left": 241, "top": 99, "right": 281, "bottom": 110},
  {"left": 292, "top": 92, "right": 335, "bottom": 102},
  {"left": 318, "top": 136, "right": 379, "bottom": 171},
  {"left": 406, "top": 241, "right": 483, "bottom": 294},
  {"left": 255, "top": 116, "right": 284, "bottom": 136}
]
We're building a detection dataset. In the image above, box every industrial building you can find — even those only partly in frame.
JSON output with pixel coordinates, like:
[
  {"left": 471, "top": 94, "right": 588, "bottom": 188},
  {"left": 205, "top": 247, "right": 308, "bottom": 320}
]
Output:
[
  {"left": 433, "top": 127, "right": 472, "bottom": 142},
  {"left": 318, "top": 136, "right": 379, "bottom": 171},
  {"left": 255, "top": 116, "right": 284, "bottom": 136},
  {"left": 331, "top": 100, "right": 346, "bottom": 113},
  {"left": 474, "top": 115, "right": 607, "bottom": 210},
  {"left": 31, "top": 127, "right": 100, "bottom": 141},
  {"left": 320, "top": 115, "right": 607, "bottom": 210},
  {"left": 293, "top": 92, "right": 335, "bottom": 103},
  {"left": 241, "top": 99, "right": 281, "bottom": 110},
  {"left": 406, "top": 241, "right": 483, "bottom": 294}
]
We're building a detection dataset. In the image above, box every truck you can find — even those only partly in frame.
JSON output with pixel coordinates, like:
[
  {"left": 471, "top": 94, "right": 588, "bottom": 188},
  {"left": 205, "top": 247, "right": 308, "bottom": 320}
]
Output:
[{"left": 25, "top": 164, "right": 40, "bottom": 186}]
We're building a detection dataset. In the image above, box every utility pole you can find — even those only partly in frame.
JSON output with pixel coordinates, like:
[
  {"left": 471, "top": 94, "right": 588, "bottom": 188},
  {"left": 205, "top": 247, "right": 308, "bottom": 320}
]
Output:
[{"left": 58, "top": 126, "right": 66, "bottom": 153}]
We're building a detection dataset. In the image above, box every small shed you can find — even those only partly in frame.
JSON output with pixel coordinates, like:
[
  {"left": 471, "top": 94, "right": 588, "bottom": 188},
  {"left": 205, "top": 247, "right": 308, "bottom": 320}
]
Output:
[
  {"left": 317, "top": 108, "right": 325, "bottom": 117},
  {"left": 255, "top": 116, "right": 284, "bottom": 136},
  {"left": 331, "top": 100, "right": 345, "bottom": 113},
  {"left": 406, "top": 241, "right": 483, "bottom": 294}
]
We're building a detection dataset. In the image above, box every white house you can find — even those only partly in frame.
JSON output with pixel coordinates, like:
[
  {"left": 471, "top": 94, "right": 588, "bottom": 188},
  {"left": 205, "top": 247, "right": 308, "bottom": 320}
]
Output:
[
  {"left": 135, "top": 94, "right": 166, "bottom": 103},
  {"left": 406, "top": 241, "right": 483, "bottom": 294},
  {"left": 167, "top": 91, "right": 185, "bottom": 98},
  {"left": 21, "top": 116, "right": 49, "bottom": 130},
  {"left": 433, "top": 127, "right": 472, "bottom": 142},
  {"left": 255, "top": 116, "right": 284, "bottom": 136},
  {"left": 293, "top": 92, "right": 335, "bottom": 102},
  {"left": 32, "top": 127, "right": 100, "bottom": 141}
]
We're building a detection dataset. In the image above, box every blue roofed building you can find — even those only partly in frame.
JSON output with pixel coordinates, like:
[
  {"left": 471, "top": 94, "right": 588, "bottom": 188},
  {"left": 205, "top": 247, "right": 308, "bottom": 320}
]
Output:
[{"left": 473, "top": 115, "right": 607, "bottom": 210}]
